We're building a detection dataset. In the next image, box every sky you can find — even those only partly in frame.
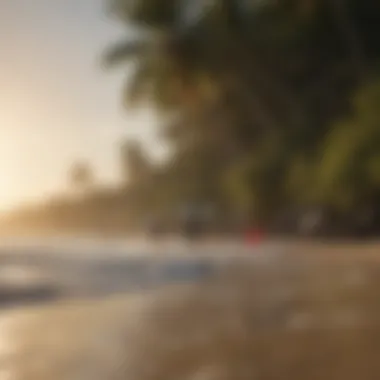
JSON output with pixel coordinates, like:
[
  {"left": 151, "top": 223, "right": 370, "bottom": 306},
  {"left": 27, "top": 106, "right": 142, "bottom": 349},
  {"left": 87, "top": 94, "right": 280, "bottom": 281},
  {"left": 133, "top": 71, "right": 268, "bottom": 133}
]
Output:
[{"left": 0, "top": 0, "right": 162, "bottom": 211}]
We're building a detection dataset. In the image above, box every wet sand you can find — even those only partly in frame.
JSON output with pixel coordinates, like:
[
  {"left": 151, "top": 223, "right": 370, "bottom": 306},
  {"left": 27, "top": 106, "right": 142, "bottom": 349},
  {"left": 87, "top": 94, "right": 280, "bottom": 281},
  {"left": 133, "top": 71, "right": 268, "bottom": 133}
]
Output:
[{"left": 1, "top": 252, "right": 380, "bottom": 379}]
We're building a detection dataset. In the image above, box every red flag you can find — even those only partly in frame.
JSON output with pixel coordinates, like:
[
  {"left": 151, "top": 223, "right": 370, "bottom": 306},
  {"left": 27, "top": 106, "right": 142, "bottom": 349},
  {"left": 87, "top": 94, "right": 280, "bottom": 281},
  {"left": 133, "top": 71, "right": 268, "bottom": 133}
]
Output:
[{"left": 245, "top": 228, "right": 265, "bottom": 245}]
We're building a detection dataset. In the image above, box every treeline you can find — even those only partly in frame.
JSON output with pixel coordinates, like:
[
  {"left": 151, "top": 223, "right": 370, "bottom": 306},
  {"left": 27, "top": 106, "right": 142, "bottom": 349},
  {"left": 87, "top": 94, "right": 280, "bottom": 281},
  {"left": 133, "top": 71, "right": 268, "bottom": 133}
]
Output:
[{"left": 4, "top": 0, "right": 380, "bottom": 237}]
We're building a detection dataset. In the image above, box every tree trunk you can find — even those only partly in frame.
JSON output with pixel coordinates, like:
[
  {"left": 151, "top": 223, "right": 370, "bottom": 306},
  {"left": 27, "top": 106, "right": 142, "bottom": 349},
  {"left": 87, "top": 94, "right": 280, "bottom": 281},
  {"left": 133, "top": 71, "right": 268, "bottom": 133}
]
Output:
[{"left": 329, "top": 0, "right": 366, "bottom": 76}]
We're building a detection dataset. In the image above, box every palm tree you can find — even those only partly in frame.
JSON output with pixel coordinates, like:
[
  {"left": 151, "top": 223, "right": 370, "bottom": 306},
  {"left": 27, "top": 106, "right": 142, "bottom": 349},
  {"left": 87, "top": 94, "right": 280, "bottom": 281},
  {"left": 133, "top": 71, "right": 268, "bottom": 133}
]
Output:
[
  {"left": 104, "top": 1, "right": 206, "bottom": 113},
  {"left": 105, "top": 0, "right": 278, "bottom": 115},
  {"left": 104, "top": 0, "right": 372, "bottom": 176},
  {"left": 69, "top": 161, "right": 94, "bottom": 194},
  {"left": 106, "top": 1, "right": 334, "bottom": 137}
]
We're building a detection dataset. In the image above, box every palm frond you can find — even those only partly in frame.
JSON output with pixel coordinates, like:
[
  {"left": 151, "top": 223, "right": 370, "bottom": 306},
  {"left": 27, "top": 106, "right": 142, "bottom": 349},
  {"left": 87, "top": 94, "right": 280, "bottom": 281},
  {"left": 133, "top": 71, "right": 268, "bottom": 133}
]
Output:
[
  {"left": 122, "top": 61, "right": 155, "bottom": 107},
  {"left": 103, "top": 39, "right": 150, "bottom": 68}
]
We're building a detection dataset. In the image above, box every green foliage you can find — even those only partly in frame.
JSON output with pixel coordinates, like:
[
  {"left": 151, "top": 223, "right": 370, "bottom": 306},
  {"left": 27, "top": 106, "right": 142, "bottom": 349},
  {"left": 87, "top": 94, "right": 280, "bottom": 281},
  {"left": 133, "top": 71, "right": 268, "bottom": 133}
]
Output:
[
  {"left": 314, "top": 79, "right": 380, "bottom": 211},
  {"left": 85, "top": 0, "right": 380, "bottom": 232}
]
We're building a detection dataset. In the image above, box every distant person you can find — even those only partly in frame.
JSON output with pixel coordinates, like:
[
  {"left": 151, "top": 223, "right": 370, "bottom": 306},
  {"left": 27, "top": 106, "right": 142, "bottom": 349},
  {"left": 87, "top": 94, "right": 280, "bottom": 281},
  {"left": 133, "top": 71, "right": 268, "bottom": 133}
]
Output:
[
  {"left": 180, "top": 205, "right": 203, "bottom": 241},
  {"left": 146, "top": 217, "right": 164, "bottom": 240}
]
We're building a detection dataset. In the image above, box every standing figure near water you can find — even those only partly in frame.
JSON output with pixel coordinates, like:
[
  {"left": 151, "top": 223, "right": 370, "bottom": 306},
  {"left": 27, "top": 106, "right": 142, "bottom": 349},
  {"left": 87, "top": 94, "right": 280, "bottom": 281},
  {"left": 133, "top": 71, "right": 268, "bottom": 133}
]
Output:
[
  {"left": 145, "top": 215, "right": 165, "bottom": 240},
  {"left": 180, "top": 203, "right": 203, "bottom": 241}
]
